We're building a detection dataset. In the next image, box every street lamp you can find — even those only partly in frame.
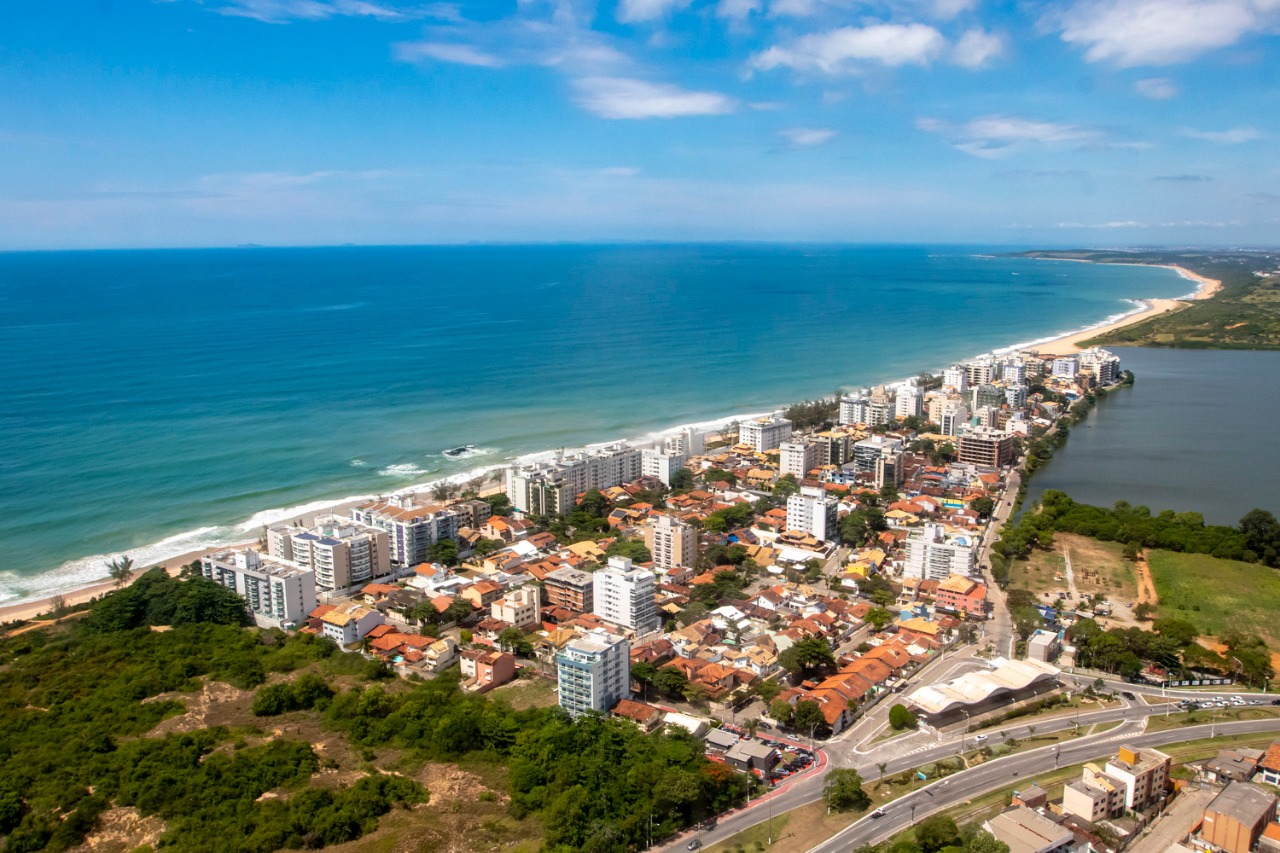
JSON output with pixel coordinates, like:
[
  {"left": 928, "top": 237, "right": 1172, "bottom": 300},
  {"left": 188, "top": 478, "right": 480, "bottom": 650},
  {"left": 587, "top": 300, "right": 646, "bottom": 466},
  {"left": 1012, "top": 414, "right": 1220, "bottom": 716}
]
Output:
[{"left": 961, "top": 711, "right": 970, "bottom": 752}]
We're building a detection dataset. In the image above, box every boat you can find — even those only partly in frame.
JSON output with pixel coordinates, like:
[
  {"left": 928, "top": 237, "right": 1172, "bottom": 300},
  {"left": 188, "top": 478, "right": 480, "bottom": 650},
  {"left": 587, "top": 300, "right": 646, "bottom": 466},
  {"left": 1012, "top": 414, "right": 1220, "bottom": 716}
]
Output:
[{"left": 442, "top": 445, "right": 476, "bottom": 458}]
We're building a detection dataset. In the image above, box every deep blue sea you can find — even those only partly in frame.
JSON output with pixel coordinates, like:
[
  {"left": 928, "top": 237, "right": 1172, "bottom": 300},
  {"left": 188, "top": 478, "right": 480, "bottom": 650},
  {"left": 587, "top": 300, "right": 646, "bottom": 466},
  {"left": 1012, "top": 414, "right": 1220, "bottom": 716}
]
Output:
[{"left": 0, "top": 245, "right": 1193, "bottom": 604}]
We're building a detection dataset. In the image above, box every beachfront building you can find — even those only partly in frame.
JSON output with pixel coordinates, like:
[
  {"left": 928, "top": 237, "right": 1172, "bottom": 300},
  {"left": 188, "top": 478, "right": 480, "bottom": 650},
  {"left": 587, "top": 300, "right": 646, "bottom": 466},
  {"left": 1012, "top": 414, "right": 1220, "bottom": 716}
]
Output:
[
  {"left": 786, "top": 486, "right": 839, "bottom": 542},
  {"left": 839, "top": 394, "right": 870, "bottom": 426},
  {"left": 506, "top": 443, "right": 643, "bottom": 515},
  {"left": 544, "top": 566, "right": 595, "bottom": 613},
  {"left": 268, "top": 516, "right": 391, "bottom": 592},
  {"left": 1052, "top": 356, "right": 1080, "bottom": 380},
  {"left": 895, "top": 383, "right": 922, "bottom": 419},
  {"left": 957, "top": 428, "right": 1016, "bottom": 468},
  {"left": 350, "top": 496, "right": 457, "bottom": 567},
  {"left": 1078, "top": 347, "right": 1122, "bottom": 385},
  {"left": 593, "top": 557, "right": 659, "bottom": 633},
  {"left": 557, "top": 628, "right": 631, "bottom": 717},
  {"left": 200, "top": 548, "right": 316, "bottom": 628},
  {"left": 903, "top": 523, "right": 975, "bottom": 581},
  {"left": 965, "top": 358, "right": 996, "bottom": 387},
  {"left": 739, "top": 416, "right": 793, "bottom": 452},
  {"left": 779, "top": 440, "right": 819, "bottom": 478},
  {"left": 943, "top": 365, "right": 969, "bottom": 393},
  {"left": 644, "top": 514, "right": 697, "bottom": 572}
]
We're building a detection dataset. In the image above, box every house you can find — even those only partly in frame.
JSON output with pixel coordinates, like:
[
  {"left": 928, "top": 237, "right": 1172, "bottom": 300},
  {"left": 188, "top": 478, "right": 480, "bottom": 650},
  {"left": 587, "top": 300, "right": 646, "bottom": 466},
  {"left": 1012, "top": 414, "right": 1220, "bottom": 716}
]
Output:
[
  {"left": 421, "top": 637, "right": 459, "bottom": 672},
  {"left": 460, "top": 649, "right": 517, "bottom": 692},
  {"left": 460, "top": 580, "right": 504, "bottom": 610},
  {"left": 1205, "top": 748, "right": 1265, "bottom": 784},
  {"left": 491, "top": 586, "right": 540, "bottom": 630},
  {"left": 1259, "top": 742, "right": 1280, "bottom": 787},
  {"left": 934, "top": 574, "right": 988, "bottom": 619},
  {"left": 612, "top": 698, "right": 664, "bottom": 731},
  {"left": 724, "top": 740, "right": 780, "bottom": 775},
  {"left": 318, "top": 603, "right": 385, "bottom": 647}
]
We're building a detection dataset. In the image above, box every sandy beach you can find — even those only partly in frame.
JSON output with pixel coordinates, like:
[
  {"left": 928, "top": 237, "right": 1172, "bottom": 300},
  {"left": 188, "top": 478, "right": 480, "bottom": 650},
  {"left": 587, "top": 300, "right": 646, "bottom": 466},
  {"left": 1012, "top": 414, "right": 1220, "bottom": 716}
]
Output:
[{"left": 1035, "top": 264, "right": 1221, "bottom": 355}]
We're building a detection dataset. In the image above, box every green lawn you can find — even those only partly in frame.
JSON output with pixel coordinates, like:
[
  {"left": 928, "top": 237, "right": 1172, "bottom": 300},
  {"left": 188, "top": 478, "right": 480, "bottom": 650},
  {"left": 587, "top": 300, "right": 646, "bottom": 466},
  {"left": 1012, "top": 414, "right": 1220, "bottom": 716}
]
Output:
[{"left": 1149, "top": 550, "right": 1280, "bottom": 646}]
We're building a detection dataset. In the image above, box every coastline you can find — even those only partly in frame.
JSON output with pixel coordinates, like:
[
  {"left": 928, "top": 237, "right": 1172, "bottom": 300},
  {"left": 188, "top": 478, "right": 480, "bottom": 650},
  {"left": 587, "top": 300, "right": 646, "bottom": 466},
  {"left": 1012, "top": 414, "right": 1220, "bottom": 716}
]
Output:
[{"left": 2, "top": 261, "right": 1215, "bottom": 622}]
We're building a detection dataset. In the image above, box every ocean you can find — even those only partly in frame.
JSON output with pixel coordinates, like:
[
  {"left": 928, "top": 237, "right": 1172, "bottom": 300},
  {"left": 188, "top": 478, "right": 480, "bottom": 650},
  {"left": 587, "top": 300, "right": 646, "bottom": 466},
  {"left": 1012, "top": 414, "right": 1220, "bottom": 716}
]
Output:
[{"left": 0, "top": 245, "right": 1193, "bottom": 604}]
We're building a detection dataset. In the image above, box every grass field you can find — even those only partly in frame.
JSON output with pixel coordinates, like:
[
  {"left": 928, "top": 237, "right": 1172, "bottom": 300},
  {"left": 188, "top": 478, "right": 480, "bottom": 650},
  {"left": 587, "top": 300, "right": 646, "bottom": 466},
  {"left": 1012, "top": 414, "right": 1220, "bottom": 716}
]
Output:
[
  {"left": 1148, "top": 550, "right": 1280, "bottom": 647},
  {"left": 1011, "top": 534, "right": 1137, "bottom": 604}
]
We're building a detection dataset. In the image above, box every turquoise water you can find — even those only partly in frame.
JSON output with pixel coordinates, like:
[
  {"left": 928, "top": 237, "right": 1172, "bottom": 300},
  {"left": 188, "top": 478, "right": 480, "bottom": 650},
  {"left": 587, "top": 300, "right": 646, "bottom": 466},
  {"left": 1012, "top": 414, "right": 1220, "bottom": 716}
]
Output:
[
  {"left": 0, "top": 245, "right": 1192, "bottom": 603},
  {"left": 1021, "top": 347, "right": 1280, "bottom": 525}
]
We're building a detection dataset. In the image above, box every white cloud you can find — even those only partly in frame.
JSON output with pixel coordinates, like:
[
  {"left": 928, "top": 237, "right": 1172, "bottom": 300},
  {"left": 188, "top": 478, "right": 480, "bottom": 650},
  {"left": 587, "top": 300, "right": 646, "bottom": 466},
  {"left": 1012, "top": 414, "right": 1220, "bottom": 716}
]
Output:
[
  {"left": 1179, "top": 126, "right": 1261, "bottom": 143},
  {"left": 616, "top": 0, "right": 693, "bottom": 23},
  {"left": 780, "top": 127, "right": 838, "bottom": 146},
  {"left": 1050, "top": 0, "right": 1277, "bottom": 67},
  {"left": 1134, "top": 77, "right": 1178, "bottom": 98},
  {"left": 751, "top": 23, "right": 948, "bottom": 75},
  {"left": 717, "top": 0, "right": 763, "bottom": 19},
  {"left": 929, "top": 0, "right": 977, "bottom": 16},
  {"left": 918, "top": 114, "right": 1100, "bottom": 157},
  {"left": 393, "top": 41, "right": 505, "bottom": 67},
  {"left": 952, "top": 28, "right": 1005, "bottom": 68},
  {"left": 573, "top": 77, "right": 737, "bottom": 119},
  {"left": 213, "top": 0, "right": 418, "bottom": 23}
]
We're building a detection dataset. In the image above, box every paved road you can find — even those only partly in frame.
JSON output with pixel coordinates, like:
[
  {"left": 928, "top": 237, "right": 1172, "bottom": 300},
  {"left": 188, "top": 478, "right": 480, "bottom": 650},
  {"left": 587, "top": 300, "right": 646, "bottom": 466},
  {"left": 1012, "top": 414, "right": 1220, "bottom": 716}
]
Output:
[
  {"left": 808, "top": 717, "right": 1280, "bottom": 853},
  {"left": 976, "top": 467, "right": 1019, "bottom": 659}
]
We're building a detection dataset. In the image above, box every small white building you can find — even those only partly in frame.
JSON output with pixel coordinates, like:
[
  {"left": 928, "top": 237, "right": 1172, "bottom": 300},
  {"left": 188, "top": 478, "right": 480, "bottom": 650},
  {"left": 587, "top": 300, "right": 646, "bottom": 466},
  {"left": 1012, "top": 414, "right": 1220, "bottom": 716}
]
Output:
[
  {"left": 492, "top": 586, "right": 540, "bottom": 630},
  {"left": 319, "top": 602, "right": 385, "bottom": 647}
]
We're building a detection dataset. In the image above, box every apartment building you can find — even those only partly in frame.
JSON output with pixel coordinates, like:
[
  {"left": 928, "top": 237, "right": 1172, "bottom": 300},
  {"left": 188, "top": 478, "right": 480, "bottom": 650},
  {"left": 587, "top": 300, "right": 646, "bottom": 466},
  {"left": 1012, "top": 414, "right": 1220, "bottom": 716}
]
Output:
[
  {"left": 506, "top": 443, "right": 644, "bottom": 514},
  {"left": 269, "top": 516, "right": 391, "bottom": 592},
  {"left": 1106, "top": 745, "right": 1171, "bottom": 811},
  {"left": 940, "top": 399, "right": 970, "bottom": 437},
  {"left": 903, "top": 523, "right": 975, "bottom": 581},
  {"left": 965, "top": 358, "right": 996, "bottom": 387},
  {"left": 895, "top": 384, "right": 923, "bottom": 419},
  {"left": 853, "top": 434, "right": 903, "bottom": 474},
  {"left": 739, "top": 416, "right": 793, "bottom": 452},
  {"left": 786, "top": 486, "right": 839, "bottom": 542},
  {"left": 557, "top": 628, "right": 631, "bottom": 717},
  {"left": 1052, "top": 356, "right": 1080, "bottom": 380},
  {"left": 958, "top": 427, "right": 1016, "bottom": 468},
  {"left": 839, "top": 395, "right": 870, "bottom": 426},
  {"left": 943, "top": 364, "right": 969, "bottom": 392},
  {"left": 1003, "top": 361, "right": 1028, "bottom": 384},
  {"left": 491, "top": 586, "right": 540, "bottom": 630},
  {"left": 875, "top": 452, "right": 904, "bottom": 491},
  {"left": 1078, "top": 347, "right": 1122, "bottom": 385},
  {"left": 811, "top": 431, "right": 853, "bottom": 466},
  {"left": 644, "top": 513, "right": 697, "bottom": 571},
  {"left": 350, "top": 496, "right": 457, "bottom": 567},
  {"left": 934, "top": 574, "right": 987, "bottom": 618},
  {"left": 448, "top": 498, "right": 493, "bottom": 530},
  {"left": 1005, "top": 384, "right": 1029, "bottom": 409},
  {"left": 779, "top": 441, "right": 820, "bottom": 479},
  {"left": 200, "top": 548, "right": 316, "bottom": 628},
  {"left": 593, "top": 557, "right": 658, "bottom": 633},
  {"left": 544, "top": 566, "right": 595, "bottom": 613}
]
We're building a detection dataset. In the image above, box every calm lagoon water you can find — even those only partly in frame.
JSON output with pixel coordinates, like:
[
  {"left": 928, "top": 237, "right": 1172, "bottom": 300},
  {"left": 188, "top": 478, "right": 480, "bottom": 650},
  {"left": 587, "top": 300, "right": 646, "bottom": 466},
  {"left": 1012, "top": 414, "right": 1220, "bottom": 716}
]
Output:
[{"left": 0, "top": 245, "right": 1193, "bottom": 602}]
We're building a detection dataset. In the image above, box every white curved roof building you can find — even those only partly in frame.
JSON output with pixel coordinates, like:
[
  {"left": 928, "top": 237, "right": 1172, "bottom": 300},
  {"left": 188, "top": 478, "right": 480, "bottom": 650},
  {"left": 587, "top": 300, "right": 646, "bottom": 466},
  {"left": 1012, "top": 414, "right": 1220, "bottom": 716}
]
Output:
[{"left": 906, "top": 657, "right": 1060, "bottom": 716}]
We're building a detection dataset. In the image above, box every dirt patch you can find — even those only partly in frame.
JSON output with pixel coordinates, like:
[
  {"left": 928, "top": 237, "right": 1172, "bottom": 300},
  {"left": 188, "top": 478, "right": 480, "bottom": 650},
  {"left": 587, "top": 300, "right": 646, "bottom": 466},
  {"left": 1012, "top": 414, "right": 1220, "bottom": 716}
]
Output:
[
  {"left": 1134, "top": 554, "right": 1158, "bottom": 606},
  {"left": 69, "top": 807, "right": 166, "bottom": 853},
  {"left": 1197, "top": 638, "right": 1280, "bottom": 673},
  {"left": 145, "top": 680, "right": 254, "bottom": 736}
]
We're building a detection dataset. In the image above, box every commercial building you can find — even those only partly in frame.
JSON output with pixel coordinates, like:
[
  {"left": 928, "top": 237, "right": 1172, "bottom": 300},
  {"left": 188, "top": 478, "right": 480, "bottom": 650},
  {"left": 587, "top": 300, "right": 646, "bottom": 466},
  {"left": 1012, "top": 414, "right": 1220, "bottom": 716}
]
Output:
[
  {"left": 739, "top": 416, "right": 793, "bottom": 452},
  {"left": 906, "top": 658, "right": 1059, "bottom": 716},
  {"left": 1201, "top": 782, "right": 1278, "bottom": 853},
  {"left": 593, "top": 557, "right": 659, "bottom": 633},
  {"left": 958, "top": 427, "right": 1016, "bottom": 468},
  {"left": 779, "top": 441, "right": 820, "bottom": 479},
  {"left": 903, "top": 523, "right": 975, "bottom": 581},
  {"left": 269, "top": 516, "right": 391, "bottom": 592},
  {"left": 544, "top": 566, "right": 595, "bottom": 613},
  {"left": 200, "top": 548, "right": 316, "bottom": 628},
  {"left": 557, "top": 628, "right": 631, "bottom": 717},
  {"left": 350, "top": 497, "right": 456, "bottom": 567},
  {"left": 1027, "top": 629, "right": 1060, "bottom": 662},
  {"left": 491, "top": 586, "right": 540, "bottom": 630},
  {"left": 786, "top": 486, "right": 839, "bottom": 542},
  {"left": 984, "top": 807, "right": 1074, "bottom": 853},
  {"left": 644, "top": 514, "right": 697, "bottom": 571},
  {"left": 1105, "top": 745, "right": 1171, "bottom": 811}
]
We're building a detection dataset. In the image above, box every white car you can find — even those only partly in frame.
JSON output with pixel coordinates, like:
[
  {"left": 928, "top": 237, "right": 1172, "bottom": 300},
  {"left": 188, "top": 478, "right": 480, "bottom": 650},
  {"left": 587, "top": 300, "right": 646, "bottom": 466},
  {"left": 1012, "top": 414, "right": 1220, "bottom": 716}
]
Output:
[{"left": 974, "top": 734, "right": 988, "bottom": 743}]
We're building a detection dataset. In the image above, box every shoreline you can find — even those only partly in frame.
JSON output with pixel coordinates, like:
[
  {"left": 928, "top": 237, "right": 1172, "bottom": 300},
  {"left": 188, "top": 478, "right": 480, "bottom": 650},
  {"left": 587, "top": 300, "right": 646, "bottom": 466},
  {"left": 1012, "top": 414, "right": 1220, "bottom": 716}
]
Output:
[{"left": 2, "top": 262, "right": 1216, "bottom": 622}]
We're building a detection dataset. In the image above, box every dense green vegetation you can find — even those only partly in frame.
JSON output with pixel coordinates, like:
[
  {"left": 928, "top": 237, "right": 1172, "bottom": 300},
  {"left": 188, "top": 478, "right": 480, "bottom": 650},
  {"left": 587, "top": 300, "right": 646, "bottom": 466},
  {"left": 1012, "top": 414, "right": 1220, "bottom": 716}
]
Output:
[
  {"left": 1148, "top": 549, "right": 1280, "bottom": 656},
  {"left": 1020, "top": 250, "right": 1280, "bottom": 350},
  {"left": 0, "top": 569, "right": 751, "bottom": 853}
]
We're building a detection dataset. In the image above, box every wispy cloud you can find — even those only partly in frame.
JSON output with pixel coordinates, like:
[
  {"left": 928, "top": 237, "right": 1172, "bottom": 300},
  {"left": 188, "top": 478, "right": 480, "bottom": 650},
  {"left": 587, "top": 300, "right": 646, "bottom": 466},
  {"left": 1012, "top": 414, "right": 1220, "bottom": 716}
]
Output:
[
  {"left": 1155, "top": 173, "right": 1211, "bottom": 181},
  {"left": 212, "top": 0, "right": 426, "bottom": 23},
  {"left": 717, "top": 0, "right": 763, "bottom": 19},
  {"left": 780, "top": 127, "right": 838, "bottom": 147},
  {"left": 616, "top": 0, "right": 693, "bottom": 23},
  {"left": 573, "top": 77, "right": 737, "bottom": 119},
  {"left": 751, "top": 23, "right": 948, "bottom": 75},
  {"left": 1048, "top": 0, "right": 1278, "bottom": 67},
  {"left": 393, "top": 41, "right": 504, "bottom": 67},
  {"left": 1134, "top": 77, "right": 1178, "bottom": 99},
  {"left": 1179, "top": 125, "right": 1261, "bottom": 143},
  {"left": 951, "top": 29, "right": 1005, "bottom": 68},
  {"left": 918, "top": 114, "right": 1101, "bottom": 157}
]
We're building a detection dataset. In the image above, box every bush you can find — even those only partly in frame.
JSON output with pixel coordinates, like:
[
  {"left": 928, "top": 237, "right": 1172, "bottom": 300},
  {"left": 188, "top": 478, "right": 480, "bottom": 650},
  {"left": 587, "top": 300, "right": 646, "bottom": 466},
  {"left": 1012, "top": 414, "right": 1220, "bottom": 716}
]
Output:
[{"left": 889, "top": 704, "right": 918, "bottom": 730}]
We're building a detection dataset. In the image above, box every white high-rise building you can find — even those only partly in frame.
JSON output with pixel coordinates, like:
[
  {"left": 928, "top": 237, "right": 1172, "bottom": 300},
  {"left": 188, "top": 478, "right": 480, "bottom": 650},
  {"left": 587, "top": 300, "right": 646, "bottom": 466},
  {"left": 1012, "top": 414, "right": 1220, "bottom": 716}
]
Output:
[
  {"left": 349, "top": 497, "right": 456, "bottom": 567},
  {"left": 1005, "top": 384, "right": 1029, "bottom": 409},
  {"left": 839, "top": 395, "right": 871, "bottom": 426},
  {"left": 507, "top": 443, "right": 644, "bottom": 514},
  {"left": 853, "top": 434, "right": 903, "bottom": 473},
  {"left": 269, "top": 516, "right": 391, "bottom": 592},
  {"left": 593, "top": 557, "right": 659, "bottom": 633},
  {"left": 779, "top": 441, "right": 819, "bottom": 478},
  {"left": 786, "top": 486, "right": 839, "bottom": 542},
  {"left": 1002, "top": 361, "right": 1027, "bottom": 384},
  {"left": 943, "top": 365, "right": 969, "bottom": 393},
  {"left": 903, "top": 523, "right": 975, "bottom": 580},
  {"left": 940, "top": 399, "right": 970, "bottom": 437},
  {"left": 642, "top": 448, "right": 685, "bottom": 486},
  {"left": 1052, "top": 356, "right": 1080, "bottom": 380},
  {"left": 644, "top": 514, "right": 697, "bottom": 571},
  {"left": 201, "top": 548, "right": 317, "bottom": 627},
  {"left": 557, "top": 629, "right": 630, "bottom": 717},
  {"left": 1078, "top": 347, "right": 1121, "bottom": 385},
  {"left": 895, "top": 384, "right": 923, "bottom": 419},
  {"left": 965, "top": 358, "right": 996, "bottom": 387},
  {"left": 739, "top": 416, "right": 793, "bottom": 451},
  {"left": 665, "top": 428, "right": 706, "bottom": 457}
]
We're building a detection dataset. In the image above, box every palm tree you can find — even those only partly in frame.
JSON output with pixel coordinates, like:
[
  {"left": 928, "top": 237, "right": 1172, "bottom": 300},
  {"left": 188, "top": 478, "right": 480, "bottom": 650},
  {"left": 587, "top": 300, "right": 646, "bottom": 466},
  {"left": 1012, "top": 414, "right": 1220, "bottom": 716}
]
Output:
[
  {"left": 106, "top": 555, "right": 134, "bottom": 589},
  {"left": 877, "top": 762, "right": 888, "bottom": 787}
]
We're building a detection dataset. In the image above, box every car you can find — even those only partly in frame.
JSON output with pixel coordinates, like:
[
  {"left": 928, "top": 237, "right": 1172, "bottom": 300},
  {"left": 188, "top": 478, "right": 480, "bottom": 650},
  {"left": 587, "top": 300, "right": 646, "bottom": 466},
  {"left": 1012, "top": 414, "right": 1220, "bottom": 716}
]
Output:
[
  {"left": 787, "top": 734, "right": 800, "bottom": 741},
  {"left": 1122, "top": 691, "right": 1136, "bottom": 700},
  {"left": 974, "top": 734, "right": 988, "bottom": 743},
  {"left": 871, "top": 808, "right": 887, "bottom": 818},
  {"left": 1250, "top": 700, "right": 1263, "bottom": 705},
  {"left": 1271, "top": 699, "right": 1280, "bottom": 706},
  {"left": 687, "top": 840, "right": 703, "bottom": 850}
]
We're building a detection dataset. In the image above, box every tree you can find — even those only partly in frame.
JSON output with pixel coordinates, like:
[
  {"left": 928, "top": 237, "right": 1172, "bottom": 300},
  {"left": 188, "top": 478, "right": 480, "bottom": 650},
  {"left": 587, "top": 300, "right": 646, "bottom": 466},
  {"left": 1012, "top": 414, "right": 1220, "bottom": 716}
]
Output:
[
  {"left": 426, "top": 539, "right": 460, "bottom": 566},
  {"left": 653, "top": 666, "right": 689, "bottom": 698},
  {"left": 1133, "top": 602, "right": 1156, "bottom": 621},
  {"left": 888, "top": 703, "right": 917, "bottom": 730},
  {"left": 106, "top": 555, "right": 134, "bottom": 589},
  {"left": 1240, "top": 508, "right": 1280, "bottom": 567},
  {"left": 823, "top": 769, "right": 871, "bottom": 812},
  {"left": 671, "top": 468, "right": 695, "bottom": 490},
  {"left": 606, "top": 538, "right": 652, "bottom": 563},
  {"left": 876, "top": 762, "right": 888, "bottom": 786},
  {"left": 757, "top": 679, "right": 782, "bottom": 703},
  {"left": 864, "top": 605, "right": 895, "bottom": 631},
  {"left": 578, "top": 488, "right": 610, "bottom": 519},
  {"left": 769, "top": 699, "right": 794, "bottom": 727},
  {"left": 971, "top": 496, "right": 995, "bottom": 519},
  {"left": 49, "top": 594, "right": 68, "bottom": 620},
  {"left": 778, "top": 637, "right": 837, "bottom": 680},
  {"left": 482, "top": 492, "right": 512, "bottom": 516},
  {"left": 916, "top": 815, "right": 961, "bottom": 853},
  {"left": 773, "top": 474, "right": 801, "bottom": 500},
  {"left": 473, "top": 538, "right": 502, "bottom": 557},
  {"left": 498, "top": 627, "right": 528, "bottom": 654},
  {"left": 962, "top": 829, "right": 1010, "bottom": 853},
  {"left": 793, "top": 699, "right": 826, "bottom": 737},
  {"left": 704, "top": 467, "right": 737, "bottom": 487}
]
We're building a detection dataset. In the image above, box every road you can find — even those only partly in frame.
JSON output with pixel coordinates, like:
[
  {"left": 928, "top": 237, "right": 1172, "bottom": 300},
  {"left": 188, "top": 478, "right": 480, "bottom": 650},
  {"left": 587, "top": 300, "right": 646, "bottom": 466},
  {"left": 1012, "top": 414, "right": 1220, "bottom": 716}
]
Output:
[
  {"left": 976, "top": 467, "right": 1019, "bottom": 659},
  {"left": 808, "top": 717, "right": 1280, "bottom": 853}
]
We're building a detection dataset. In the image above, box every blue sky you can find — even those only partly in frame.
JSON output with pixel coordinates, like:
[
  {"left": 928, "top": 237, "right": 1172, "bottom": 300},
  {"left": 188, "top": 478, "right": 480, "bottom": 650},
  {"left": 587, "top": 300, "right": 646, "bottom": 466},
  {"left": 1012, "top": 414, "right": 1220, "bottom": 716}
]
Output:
[{"left": 2, "top": 0, "right": 1278, "bottom": 247}]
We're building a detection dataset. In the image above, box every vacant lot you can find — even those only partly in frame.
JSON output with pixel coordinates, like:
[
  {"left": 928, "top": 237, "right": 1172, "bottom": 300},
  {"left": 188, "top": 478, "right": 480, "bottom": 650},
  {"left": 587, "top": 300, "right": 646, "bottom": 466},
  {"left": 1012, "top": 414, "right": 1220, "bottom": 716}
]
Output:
[
  {"left": 1011, "top": 534, "right": 1137, "bottom": 606},
  {"left": 1149, "top": 550, "right": 1280, "bottom": 649}
]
